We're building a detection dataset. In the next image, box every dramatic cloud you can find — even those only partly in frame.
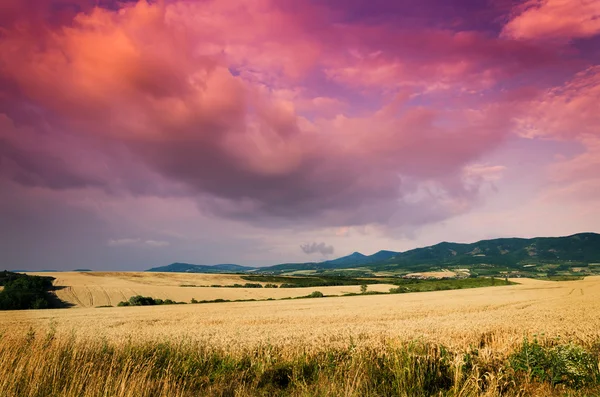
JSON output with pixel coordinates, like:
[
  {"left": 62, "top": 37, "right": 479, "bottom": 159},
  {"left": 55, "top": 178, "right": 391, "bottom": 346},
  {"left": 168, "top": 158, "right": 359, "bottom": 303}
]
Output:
[
  {"left": 300, "top": 242, "right": 335, "bottom": 256},
  {"left": 0, "top": 0, "right": 528, "bottom": 228},
  {"left": 0, "top": 0, "right": 598, "bottom": 269}
]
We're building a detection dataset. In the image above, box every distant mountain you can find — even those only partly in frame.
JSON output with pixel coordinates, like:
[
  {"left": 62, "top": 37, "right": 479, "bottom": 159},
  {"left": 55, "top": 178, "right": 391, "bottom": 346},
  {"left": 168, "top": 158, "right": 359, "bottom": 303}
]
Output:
[
  {"left": 146, "top": 233, "right": 600, "bottom": 275},
  {"left": 147, "top": 262, "right": 257, "bottom": 273},
  {"left": 318, "top": 250, "right": 398, "bottom": 268},
  {"left": 369, "top": 232, "right": 600, "bottom": 272}
]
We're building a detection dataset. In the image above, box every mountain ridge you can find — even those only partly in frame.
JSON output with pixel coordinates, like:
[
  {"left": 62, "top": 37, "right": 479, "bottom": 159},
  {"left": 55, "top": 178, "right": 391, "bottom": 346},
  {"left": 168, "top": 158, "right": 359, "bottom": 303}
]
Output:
[{"left": 145, "top": 232, "right": 600, "bottom": 275}]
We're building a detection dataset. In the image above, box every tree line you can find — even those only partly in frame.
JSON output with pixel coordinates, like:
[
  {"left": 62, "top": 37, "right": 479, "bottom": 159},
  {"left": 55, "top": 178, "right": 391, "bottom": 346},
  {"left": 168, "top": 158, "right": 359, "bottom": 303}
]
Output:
[{"left": 0, "top": 271, "right": 56, "bottom": 310}]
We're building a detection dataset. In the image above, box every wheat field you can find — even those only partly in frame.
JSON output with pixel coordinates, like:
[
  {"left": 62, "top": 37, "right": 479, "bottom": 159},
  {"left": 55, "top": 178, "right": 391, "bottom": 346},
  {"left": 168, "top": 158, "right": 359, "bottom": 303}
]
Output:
[
  {"left": 25, "top": 271, "right": 395, "bottom": 308},
  {"left": 4, "top": 275, "right": 600, "bottom": 352},
  {"left": 2, "top": 275, "right": 600, "bottom": 396}
]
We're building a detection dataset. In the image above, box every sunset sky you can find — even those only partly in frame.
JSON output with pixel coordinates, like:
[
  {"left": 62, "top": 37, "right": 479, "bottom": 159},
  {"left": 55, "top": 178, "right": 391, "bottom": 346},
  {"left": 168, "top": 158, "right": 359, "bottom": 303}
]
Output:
[{"left": 1, "top": 0, "right": 599, "bottom": 270}]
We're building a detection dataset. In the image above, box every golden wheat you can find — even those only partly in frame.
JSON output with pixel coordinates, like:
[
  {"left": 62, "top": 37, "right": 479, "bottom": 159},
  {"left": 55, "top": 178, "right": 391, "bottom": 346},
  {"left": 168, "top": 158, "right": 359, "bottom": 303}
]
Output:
[
  {"left": 3, "top": 276, "right": 599, "bottom": 355},
  {"left": 3, "top": 275, "right": 600, "bottom": 396},
  {"left": 24, "top": 271, "right": 395, "bottom": 308}
]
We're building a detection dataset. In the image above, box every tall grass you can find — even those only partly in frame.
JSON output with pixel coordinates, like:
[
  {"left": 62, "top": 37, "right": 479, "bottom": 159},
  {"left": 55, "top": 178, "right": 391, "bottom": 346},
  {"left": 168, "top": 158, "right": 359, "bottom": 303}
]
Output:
[{"left": 1, "top": 330, "right": 599, "bottom": 396}]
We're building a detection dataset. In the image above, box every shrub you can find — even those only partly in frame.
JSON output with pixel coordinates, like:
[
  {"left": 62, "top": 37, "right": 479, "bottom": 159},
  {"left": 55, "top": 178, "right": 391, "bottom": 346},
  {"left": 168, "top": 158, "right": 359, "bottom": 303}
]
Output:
[
  {"left": 307, "top": 291, "right": 324, "bottom": 298},
  {"left": 128, "top": 295, "right": 157, "bottom": 306},
  {"left": 117, "top": 296, "right": 184, "bottom": 307},
  {"left": 243, "top": 283, "right": 263, "bottom": 288},
  {"left": 509, "top": 338, "right": 600, "bottom": 388}
]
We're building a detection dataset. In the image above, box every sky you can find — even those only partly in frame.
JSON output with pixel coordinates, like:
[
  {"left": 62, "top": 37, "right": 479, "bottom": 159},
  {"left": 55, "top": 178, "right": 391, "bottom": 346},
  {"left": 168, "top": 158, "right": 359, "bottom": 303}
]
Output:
[{"left": 1, "top": 0, "right": 599, "bottom": 271}]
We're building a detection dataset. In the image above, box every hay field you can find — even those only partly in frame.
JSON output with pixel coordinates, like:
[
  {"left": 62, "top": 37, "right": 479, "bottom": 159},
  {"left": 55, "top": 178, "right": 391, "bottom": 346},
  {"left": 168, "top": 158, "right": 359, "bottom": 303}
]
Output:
[
  {"left": 4, "top": 276, "right": 600, "bottom": 352},
  {"left": 25, "top": 271, "right": 395, "bottom": 308}
]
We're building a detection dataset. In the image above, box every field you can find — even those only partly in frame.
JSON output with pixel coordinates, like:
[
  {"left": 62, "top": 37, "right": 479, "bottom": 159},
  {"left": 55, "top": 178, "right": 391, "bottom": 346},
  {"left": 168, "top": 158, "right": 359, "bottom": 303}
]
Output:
[
  {"left": 4, "top": 275, "right": 599, "bottom": 348},
  {"left": 2, "top": 274, "right": 600, "bottom": 396},
  {"left": 25, "top": 272, "right": 397, "bottom": 307},
  {"left": 403, "top": 270, "right": 462, "bottom": 278}
]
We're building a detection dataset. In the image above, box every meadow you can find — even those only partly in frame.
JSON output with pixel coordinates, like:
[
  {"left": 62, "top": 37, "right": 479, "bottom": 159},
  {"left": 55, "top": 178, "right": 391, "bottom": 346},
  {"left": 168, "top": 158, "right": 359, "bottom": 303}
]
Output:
[{"left": 2, "top": 274, "right": 600, "bottom": 395}]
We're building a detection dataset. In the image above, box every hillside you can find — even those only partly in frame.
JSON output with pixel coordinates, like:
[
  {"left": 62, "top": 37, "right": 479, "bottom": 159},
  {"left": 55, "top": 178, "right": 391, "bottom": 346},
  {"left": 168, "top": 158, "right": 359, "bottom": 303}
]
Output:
[
  {"left": 146, "top": 233, "right": 600, "bottom": 277},
  {"left": 371, "top": 232, "right": 600, "bottom": 273},
  {"left": 147, "top": 263, "right": 257, "bottom": 273}
]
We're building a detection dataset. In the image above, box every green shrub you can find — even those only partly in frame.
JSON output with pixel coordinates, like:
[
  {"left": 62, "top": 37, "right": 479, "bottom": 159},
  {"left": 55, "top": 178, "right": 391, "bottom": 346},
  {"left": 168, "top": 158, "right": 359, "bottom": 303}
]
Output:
[
  {"left": 117, "top": 295, "right": 184, "bottom": 307},
  {"left": 307, "top": 291, "right": 324, "bottom": 298},
  {"left": 509, "top": 338, "right": 600, "bottom": 388},
  {"left": 243, "top": 283, "right": 263, "bottom": 288}
]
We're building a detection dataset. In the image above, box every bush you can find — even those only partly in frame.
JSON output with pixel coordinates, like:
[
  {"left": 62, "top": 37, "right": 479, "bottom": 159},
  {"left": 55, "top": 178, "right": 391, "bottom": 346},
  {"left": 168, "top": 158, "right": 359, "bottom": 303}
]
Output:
[
  {"left": 280, "top": 283, "right": 297, "bottom": 288},
  {"left": 117, "top": 295, "right": 184, "bottom": 307},
  {"left": 128, "top": 295, "right": 157, "bottom": 306},
  {"left": 307, "top": 291, "right": 324, "bottom": 298}
]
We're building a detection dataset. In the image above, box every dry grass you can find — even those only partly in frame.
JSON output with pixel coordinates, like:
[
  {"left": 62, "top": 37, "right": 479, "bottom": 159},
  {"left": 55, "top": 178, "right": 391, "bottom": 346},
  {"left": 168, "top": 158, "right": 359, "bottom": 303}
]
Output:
[{"left": 25, "top": 271, "right": 394, "bottom": 308}]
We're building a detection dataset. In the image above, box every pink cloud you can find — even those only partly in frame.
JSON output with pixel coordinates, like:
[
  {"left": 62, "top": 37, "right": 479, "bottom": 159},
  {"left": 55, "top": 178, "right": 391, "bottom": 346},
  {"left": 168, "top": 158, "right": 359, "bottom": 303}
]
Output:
[
  {"left": 502, "top": 0, "right": 600, "bottom": 41},
  {"left": 516, "top": 66, "right": 600, "bottom": 140},
  {"left": 515, "top": 66, "right": 600, "bottom": 203},
  {"left": 324, "top": 28, "right": 564, "bottom": 92},
  {"left": 0, "top": 0, "right": 593, "bottom": 231}
]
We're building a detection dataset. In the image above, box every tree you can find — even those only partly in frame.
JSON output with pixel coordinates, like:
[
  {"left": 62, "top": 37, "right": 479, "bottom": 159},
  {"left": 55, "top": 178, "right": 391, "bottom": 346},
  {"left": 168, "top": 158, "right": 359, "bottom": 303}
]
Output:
[{"left": 360, "top": 284, "right": 368, "bottom": 294}]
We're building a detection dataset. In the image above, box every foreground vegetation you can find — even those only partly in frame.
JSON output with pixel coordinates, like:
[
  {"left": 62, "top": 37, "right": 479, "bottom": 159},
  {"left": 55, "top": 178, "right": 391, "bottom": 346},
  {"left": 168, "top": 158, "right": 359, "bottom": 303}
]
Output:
[{"left": 1, "top": 330, "right": 599, "bottom": 396}]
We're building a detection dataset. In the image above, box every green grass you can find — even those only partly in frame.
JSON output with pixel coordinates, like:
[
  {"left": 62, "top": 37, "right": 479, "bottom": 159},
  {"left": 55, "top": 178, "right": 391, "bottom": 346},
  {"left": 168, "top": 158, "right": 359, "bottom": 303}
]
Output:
[
  {"left": 241, "top": 274, "right": 392, "bottom": 288},
  {"left": 389, "top": 277, "right": 515, "bottom": 293},
  {"left": 544, "top": 275, "right": 585, "bottom": 281}
]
